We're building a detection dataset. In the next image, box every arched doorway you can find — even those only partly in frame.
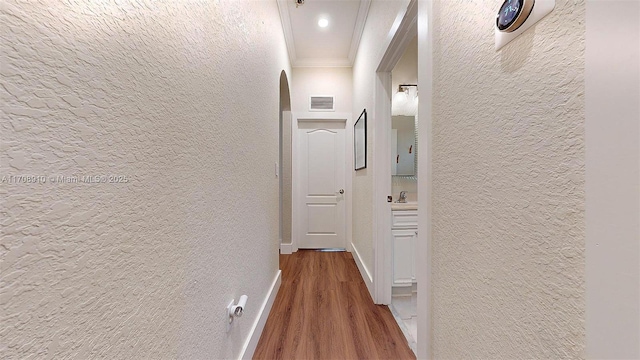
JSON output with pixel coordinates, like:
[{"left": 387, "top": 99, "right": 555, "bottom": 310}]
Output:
[{"left": 279, "top": 71, "right": 292, "bottom": 254}]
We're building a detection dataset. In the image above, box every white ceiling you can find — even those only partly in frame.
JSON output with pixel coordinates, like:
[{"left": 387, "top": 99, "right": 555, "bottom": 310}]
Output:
[{"left": 277, "top": 0, "right": 371, "bottom": 67}]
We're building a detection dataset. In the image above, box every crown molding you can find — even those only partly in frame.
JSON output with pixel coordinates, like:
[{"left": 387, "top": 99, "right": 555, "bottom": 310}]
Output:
[
  {"left": 278, "top": 0, "right": 371, "bottom": 68},
  {"left": 348, "top": 0, "right": 371, "bottom": 64},
  {"left": 277, "top": 0, "right": 297, "bottom": 66},
  {"left": 293, "top": 58, "right": 352, "bottom": 68}
]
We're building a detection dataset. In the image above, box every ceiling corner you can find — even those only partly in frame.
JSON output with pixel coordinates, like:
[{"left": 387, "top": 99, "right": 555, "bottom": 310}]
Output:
[{"left": 348, "top": 0, "right": 371, "bottom": 65}]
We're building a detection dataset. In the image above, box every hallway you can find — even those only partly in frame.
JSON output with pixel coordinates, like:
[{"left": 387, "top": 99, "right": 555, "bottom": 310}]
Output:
[
  {"left": 254, "top": 251, "right": 415, "bottom": 360},
  {"left": 2, "top": 1, "right": 638, "bottom": 358}
]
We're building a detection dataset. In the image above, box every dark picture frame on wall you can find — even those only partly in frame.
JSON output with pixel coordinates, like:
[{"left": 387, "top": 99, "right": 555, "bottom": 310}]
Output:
[{"left": 354, "top": 109, "right": 367, "bottom": 170}]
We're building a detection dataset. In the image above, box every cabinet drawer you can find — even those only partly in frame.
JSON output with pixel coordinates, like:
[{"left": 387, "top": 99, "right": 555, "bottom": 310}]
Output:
[{"left": 392, "top": 210, "right": 417, "bottom": 228}]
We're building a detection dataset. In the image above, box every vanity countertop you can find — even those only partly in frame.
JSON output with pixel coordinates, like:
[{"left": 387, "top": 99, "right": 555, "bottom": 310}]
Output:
[{"left": 391, "top": 202, "right": 418, "bottom": 211}]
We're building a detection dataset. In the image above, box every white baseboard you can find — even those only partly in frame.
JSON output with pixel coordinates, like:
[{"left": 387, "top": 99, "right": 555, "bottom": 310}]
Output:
[
  {"left": 351, "top": 242, "right": 374, "bottom": 299},
  {"left": 280, "top": 243, "right": 293, "bottom": 254},
  {"left": 239, "top": 270, "right": 282, "bottom": 360}
]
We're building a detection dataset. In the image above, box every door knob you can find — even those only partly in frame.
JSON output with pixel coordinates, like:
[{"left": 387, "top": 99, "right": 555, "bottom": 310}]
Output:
[{"left": 339, "top": 189, "right": 344, "bottom": 194}]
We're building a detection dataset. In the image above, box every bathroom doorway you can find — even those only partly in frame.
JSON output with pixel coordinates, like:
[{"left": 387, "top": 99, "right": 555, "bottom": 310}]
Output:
[
  {"left": 389, "top": 35, "right": 418, "bottom": 353},
  {"left": 371, "top": 0, "right": 419, "bottom": 354}
]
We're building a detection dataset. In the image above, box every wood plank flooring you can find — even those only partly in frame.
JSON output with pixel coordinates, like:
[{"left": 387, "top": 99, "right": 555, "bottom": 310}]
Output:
[{"left": 253, "top": 250, "right": 416, "bottom": 360}]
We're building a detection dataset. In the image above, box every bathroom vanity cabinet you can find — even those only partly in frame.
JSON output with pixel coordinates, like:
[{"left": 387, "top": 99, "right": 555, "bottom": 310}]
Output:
[{"left": 391, "top": 208, "right": 417, "bottom": 287}]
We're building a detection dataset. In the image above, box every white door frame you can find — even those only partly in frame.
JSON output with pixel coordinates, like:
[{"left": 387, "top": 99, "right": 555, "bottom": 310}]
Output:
[
  {"left": 291, "top": 112, "right": 353, "bottom": 253},
  {"left": 372, "top": 0, "right": 418, "bottom": 306},
  {"left": 416, "top": 2, "right": 433, "bottom": 359}
]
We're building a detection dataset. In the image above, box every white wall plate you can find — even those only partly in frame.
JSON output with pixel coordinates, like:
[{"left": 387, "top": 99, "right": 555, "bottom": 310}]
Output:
[{"left": 495, "top": 0, "right": 555, "bottom": 50}]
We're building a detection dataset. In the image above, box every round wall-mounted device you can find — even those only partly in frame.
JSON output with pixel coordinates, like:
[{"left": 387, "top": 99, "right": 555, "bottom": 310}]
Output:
[{"left": 496, "top": 0, "right": 535, "bottom": 32}]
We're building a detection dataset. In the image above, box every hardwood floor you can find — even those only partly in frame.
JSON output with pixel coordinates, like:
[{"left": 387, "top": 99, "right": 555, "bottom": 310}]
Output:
[{"left": 253, "top": 250, "right": 416, "bottom": 360}]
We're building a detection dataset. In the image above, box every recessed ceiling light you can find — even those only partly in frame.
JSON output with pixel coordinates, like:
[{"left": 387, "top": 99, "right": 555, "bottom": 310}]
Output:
[{"left": 318, "top": 18, "right": 329, "bottom": 28}]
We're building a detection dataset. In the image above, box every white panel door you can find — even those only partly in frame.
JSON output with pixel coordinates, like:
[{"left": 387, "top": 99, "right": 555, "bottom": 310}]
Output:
[{"left": 298, "top": 121, "right": 346, "bottom": 249}]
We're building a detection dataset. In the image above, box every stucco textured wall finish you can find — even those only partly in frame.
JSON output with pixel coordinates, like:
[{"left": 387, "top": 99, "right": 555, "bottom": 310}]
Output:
[
  {"left": 352, "top": 0, "right": 410, "bottom": 275},
  {"left": 430, "top": 0, "right": 585, "bottom": 358},
  {"left": 0, "top": 0, "right": 290, "bottom": 358}
]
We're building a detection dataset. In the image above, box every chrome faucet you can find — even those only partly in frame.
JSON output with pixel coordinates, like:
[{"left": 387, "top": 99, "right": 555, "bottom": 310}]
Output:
[{"left": 396, "top": 191, "right": 407, "bottom": 203}]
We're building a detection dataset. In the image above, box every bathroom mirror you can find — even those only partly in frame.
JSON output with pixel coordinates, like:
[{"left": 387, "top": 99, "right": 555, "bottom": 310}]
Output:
[{"left": 391, "top": 115, "right": 417, "bottom": 176}]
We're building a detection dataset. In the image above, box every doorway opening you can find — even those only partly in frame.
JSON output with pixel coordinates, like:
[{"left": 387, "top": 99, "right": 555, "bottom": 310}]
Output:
[
  {"left": 389, "top": 34, "right": 418, "bottom": 353},
  {"left": 279, "top": 70, "right": 292, "bottom": 258},
  {"left": 371, "top": 0, "right": 422, "bottom": 355}
]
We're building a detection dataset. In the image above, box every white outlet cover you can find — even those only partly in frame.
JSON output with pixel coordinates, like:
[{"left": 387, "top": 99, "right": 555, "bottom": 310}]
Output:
[{"left": 495, "top": 0, "right": 555, "bottom": 50}]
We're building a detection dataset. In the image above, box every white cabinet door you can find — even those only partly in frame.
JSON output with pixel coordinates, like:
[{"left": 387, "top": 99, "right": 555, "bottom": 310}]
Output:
[{"left": 392, "top": 229, "right": 416, "bottom": 286}]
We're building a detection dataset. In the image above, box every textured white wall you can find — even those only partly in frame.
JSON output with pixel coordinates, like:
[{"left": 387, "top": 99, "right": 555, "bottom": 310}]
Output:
[
  {"left": 352, "top": 0, "right": 410, "bottom": 275},
  {"left": 291, "top": 67, "right": 353, "bottom": 113},
  {"left": 585, "top": 1, "right": 640, "bottom": 358},
  {"left": 430, "top": 0, "right": 585, "bottom": 357},
  {"left": 0, "top": 1, "right": 290, "bottom": 358}
]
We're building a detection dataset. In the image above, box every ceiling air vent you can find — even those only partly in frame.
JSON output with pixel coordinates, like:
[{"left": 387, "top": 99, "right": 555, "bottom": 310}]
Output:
[{"left": 309, "top": 95, "right": 335, "bottom": 112}]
